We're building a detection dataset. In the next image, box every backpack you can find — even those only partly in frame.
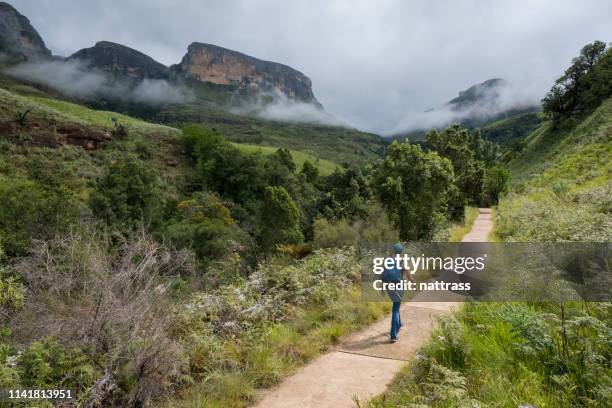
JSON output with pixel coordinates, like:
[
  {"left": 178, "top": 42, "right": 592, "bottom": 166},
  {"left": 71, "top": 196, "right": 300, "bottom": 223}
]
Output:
[{"left": 381, "top": 265, "right": 402, "bottom": 283}]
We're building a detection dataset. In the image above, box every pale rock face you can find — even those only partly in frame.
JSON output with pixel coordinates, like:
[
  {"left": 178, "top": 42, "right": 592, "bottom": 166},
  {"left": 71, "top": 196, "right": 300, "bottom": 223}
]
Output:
[{"left": 175, "top": 42, "right": 320, "bottom": 105}]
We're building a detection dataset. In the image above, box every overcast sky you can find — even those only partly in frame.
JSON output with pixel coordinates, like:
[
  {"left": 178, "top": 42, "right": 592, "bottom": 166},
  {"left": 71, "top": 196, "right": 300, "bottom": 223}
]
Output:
[{"left": 12, "top": 0, "right": 612, "bottom": 133}]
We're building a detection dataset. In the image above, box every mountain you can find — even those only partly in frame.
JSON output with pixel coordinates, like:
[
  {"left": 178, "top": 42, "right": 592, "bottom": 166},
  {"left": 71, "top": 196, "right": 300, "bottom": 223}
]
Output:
[
  {"left": 68, "top": 41, "right": 169, "bottom": 80},
  {"left": 447, "top": 78, "right": 508, "bottom": 111},
  {"left": 173, "top": 42, "right": 320, "bottom": 106},
  {"left": 0, "top": 1, "right": 51, "bottom": 62},
  {"left": 393, "top": 78, "right": 541, "bottom": 143},
  {"left": 0, "top": 2, "right": 385, "bottom": 164}
]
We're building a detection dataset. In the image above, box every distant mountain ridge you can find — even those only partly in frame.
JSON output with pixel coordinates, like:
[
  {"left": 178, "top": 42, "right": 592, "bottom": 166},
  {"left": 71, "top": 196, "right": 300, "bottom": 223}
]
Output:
[
  {"left": 0, "top": 2, "right": 320, "bottom": 108},
  {"left": 68, "top": 41, "right": 169, "bottom": 80}
]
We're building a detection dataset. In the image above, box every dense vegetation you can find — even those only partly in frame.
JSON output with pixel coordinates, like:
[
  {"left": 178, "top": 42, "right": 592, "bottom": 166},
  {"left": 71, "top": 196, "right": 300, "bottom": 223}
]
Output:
[{"left": 0, "top": 61, "right": 503, "bottom": 406}]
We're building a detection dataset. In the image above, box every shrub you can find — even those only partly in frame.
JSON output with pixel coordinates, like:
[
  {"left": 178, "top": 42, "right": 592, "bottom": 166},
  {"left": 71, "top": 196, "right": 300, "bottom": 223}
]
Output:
[
  {"left": 0, "top": 179, "right": 80, "bottom": 256},
  {"left": 89, "top": 155, "right": 163, "bottom": 229},
  {"left": 10, "top": 230, "right": 193, "bottom": 406}
]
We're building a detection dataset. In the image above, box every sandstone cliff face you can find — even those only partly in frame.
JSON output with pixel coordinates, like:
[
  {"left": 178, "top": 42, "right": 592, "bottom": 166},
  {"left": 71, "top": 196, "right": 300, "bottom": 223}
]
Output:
[
  {"left": 174, "top": 42, "right": 319, "bottom": 104},
  {"left": 0, "top": 2, "right": 51, "bottom": 62},
  {"left": 69, "top": 41, "right": 169, "bottom": 79}
]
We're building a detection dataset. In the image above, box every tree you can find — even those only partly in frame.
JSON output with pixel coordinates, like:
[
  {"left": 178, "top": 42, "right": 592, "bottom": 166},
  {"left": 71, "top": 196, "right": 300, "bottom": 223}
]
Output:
[
  {"left": 265, "top": 148, "right": 296, "bottom": 187},
  {"left": 300, "top": 161, "right": 319, "bottom": 184},
  {"left": 426, "top": 124, "right": 485, "bottom": 218},
  {"left": 483, "top": 166, "right": 510, "bottom": 205},
  {"left": 89, "top": 155, "right": 162, "bottom": 228},
  {"left": 542, "top": 41, "right": 611, "bottom": 126},
  {"left": 373, "top": 141, "right": 455, "bottom": 240},
  {"left": 164, "top": 193, "right": 246, "bottom": 261},
  {"left": 320, "top": 167, "right": 370, "bottom": 220},
  {"left": 260, "top": 186, "right": 304, "bottom": 251}
]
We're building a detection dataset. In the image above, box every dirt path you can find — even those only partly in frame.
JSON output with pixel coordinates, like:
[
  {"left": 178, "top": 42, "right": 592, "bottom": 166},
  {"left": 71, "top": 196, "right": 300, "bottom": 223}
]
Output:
[{"left": 253, "top": 208, "right": 493, "bottom": 408}]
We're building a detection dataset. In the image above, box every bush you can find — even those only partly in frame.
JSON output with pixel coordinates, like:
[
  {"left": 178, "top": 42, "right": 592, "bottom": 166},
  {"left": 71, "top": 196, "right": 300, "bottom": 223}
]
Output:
[
  {"left": 9, "top": 230, "right": 193, "bottom": 406},
  {"left": 0, "top": 180, "right": 80, "bottom": 256},
  {"left": 313, "top": 203, "right": 397, "bottom": 249},
  {"left": 90, "top": 155, "right": 163, "bottom": 229}
]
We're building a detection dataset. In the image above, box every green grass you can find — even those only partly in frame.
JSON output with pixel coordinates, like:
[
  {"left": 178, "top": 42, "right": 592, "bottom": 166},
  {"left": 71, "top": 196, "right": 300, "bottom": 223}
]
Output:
[
  {"left": 367, "top": 301, "right": 611, "bottom": 408},
  {"left": 0, "top": 88, "right": 190, "bottom": 203},
  {"left": 447, "top": 206, "right": 480, "bottom": 242},
  {"left": 480, "top": 111, "right": 543, "bottom": 147},
  {"left": 157, "top": 103, "right": 386, "bottom": 164},
  {"left": 164, "top": 278, "right": 389, "bottom": 408},
  {"left": 494, "top": 97, "right": 612, "bottom": 241},
  {"left": 234, "top": 143, "right": 340, "bottom": 176}
]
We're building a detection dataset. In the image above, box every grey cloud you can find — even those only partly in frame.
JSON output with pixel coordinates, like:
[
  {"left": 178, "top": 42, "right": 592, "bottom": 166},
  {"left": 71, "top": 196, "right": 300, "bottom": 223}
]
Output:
[
  {"left": 230, "top": 90, "right": 350, "bottom": 127},
  {"left": 11, "top": 0, "right": 612, "bottom": 133},
  {"left": 387, "top": 79, "right": 543, "bottom": 135},
  {"left": 4, "top": 58, "right": 193, "bottom": 105}
]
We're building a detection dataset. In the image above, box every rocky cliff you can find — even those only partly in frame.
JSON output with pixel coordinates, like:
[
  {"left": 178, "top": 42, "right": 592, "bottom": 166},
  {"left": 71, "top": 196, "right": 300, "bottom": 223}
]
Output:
[
  {"left": 174, "top": 42, "right": 319, "bottom": 105},
  {"left": 69, "top": 41, "right": 169, "bottom": 80},
  {"left": 0, "top": 2, "right": 51, "bottom": 62}
]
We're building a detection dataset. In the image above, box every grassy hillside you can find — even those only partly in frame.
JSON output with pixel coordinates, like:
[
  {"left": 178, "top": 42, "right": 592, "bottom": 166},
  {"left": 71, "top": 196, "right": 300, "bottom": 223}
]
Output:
[
  {"left": 0, "top": 72, "right": 386, "bottom": 165},
  {"left": 495, "top": 97, "right": 611, "bottom": 241},
  {"left": 480, "top": 111, "right": 543, "bottom": 148},
  {"left": 234, "top": 143, "right": 339, "bottom": 176},
  {"left": 156, "top": 103, "right": 386, "bottom": 164},
  {"left": 0, "top": 87, "right": 190, "bottom": 200}
]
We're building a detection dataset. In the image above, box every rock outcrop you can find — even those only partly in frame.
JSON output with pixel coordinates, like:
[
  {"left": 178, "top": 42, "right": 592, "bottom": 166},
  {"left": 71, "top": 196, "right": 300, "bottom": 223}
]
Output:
[
  {"left": 174, "top": 42, "right": 320, "bottom": 105},
  {"left": 69, "top": 41, "right": 169, "bottom": 80},
  {"left": 0, "top": 1, "right": 51, "bottom": 62}
]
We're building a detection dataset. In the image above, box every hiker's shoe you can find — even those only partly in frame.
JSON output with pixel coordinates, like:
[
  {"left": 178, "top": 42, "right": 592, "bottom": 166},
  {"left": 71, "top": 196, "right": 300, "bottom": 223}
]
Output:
[{"left": 390, "top": 336, "right": 399, "bottom": 343}]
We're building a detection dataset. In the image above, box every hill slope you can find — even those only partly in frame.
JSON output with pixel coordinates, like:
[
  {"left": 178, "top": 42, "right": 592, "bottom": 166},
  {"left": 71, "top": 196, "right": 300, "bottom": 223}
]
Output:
[{"left": 494, "top": 97, "right": 611, "bottom": 241}]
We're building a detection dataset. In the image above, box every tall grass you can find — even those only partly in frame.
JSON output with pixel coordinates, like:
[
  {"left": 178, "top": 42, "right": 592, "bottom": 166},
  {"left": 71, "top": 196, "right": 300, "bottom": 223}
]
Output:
[{"left": 447, "top": 206, "right": 480, "bottom": 242}]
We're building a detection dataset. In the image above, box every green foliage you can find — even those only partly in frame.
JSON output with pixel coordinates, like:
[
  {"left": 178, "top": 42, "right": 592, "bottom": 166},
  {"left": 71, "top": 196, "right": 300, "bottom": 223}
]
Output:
[
  {"left": 374, "top": 141, "right": 455, "bottom": 240},
  {"left": 313, "top": 203, "right": 398, "bottom": 249},
  {"left": 484, "top": 166, "right": 510, "bottom": 205},
  {"left": 164, "top": 193, "right": 246, "bottom": 262},
  {"left": 261, "top": 186, "right": 304, "bottom": 251},
  {"left": 90, "top": 155, "right": 163, "bottom": 228},
  {"left": 496, "top": 97, "right": 612, "bottom": 241},
  {"left": 301, "top": 160, "right": 320, "bottom": 183},
  {"left": 0, "top": 276, "right": 24, "bottom": 311},
  {"left": 543, "top": 41, "right": 612, "bottom": 127},
  {"left": 426, "top": 124, "right": 486, "bottom": 217},
  {"left": 159, "top": 101, "right": 386, "bottom": 165},
  {"left": 20, "top": 337, "right": 96, "bottom": 390},
  {"left": 0, "top": 179, "right": 79, "bottom": 256},
  {"left": 320, "top": 167, "right": 370, "bottom": 220},
  {"left": 369, "top": 302, "right": 612, "bottom": 408}
]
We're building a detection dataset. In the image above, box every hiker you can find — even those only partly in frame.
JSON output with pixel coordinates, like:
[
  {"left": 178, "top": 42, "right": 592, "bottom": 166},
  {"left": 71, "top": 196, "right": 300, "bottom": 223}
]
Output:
[{"left": 381, "top": 243, "right": 411, "bottom": 343}]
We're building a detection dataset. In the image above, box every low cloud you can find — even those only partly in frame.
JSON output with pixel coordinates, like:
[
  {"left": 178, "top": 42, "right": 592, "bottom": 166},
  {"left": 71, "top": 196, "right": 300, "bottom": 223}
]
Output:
[
  {"left": 4, "top": 59, "right": 192, "bottom": 105},
  {"left": 231, "top": 90, "right": 351, "bottom": 127},
  {"left": 385, "top": 80, "right": 542, "bottom": 136}
]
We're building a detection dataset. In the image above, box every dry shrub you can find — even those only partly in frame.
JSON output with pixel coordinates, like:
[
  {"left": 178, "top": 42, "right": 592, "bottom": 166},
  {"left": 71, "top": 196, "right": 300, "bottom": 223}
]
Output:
[{"left": 10, "top": 227, "right": 195, "bottom": 407}]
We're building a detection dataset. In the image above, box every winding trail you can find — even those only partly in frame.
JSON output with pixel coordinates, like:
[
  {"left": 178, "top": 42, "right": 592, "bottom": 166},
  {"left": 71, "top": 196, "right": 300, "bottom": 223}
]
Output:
[{"left": 253, "top": 209, "right": 493, "bottom": 408}]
